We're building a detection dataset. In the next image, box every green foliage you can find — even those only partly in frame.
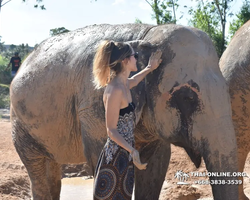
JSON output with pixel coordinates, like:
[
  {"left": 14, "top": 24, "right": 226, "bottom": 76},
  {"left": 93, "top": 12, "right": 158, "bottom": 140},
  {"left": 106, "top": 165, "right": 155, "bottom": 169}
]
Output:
[
  {"left": 189, "top": 0, "right": 234, "bottom": 57},
  {"left": 229, "top": 0, "right": 250, "bottom": 38},
  {"left": 189, "top": 1, "right": 222, "bottom": 56},
  {"left": 50, "top": 27, "right": 70, "bottom": 36},
  {"left": 146, "top": 0, "right": 179, "bottom": 25},
  {"left": 0, "top": 55, "right": 11, "bottom": 84},
  {"left": 135, "top": 18, "right": 143, "bottom": 24},
  {"left": 0, "top": 83, "right": 10, "bottom": 108},
  {"left": 0, "top": 54, "right": 8, "bottom": 67},
  {"left": 0, "top": 84, "right": 9, "bottom": 95},
  {"left": 0, "top": 41, "right": 33, "bottom": 85},
  {"left": 0, "top": 36, "right": 5, "bottom": 53},
  {"left": 0, "top": 51, "right": 26, "bottom": 109},
  {"left": 2, "top": 43, "right": 32, "bottom": 60}
]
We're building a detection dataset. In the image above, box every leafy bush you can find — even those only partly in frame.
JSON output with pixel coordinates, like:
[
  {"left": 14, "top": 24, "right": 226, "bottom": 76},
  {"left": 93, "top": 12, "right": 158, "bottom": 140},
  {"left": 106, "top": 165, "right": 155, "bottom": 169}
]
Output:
[
  {"left": 0, "top": 55, "right": 12, "bottom": 84},
  {"left": 0, "top": 84, "right": 10, "bottom": 108}
]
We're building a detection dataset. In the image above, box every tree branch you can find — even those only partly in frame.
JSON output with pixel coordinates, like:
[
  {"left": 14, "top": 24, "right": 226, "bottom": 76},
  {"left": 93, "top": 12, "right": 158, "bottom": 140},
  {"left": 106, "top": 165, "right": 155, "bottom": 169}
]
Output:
[
  {"left": 1, "top": 0, "right": 12, "bottom": 7},
  {"left": 145, "top": 0, "right": 154, "bottom": 9},
  {"left": 214, "top": 0, "right": 224, "bottom": 28},
  {"left": 223, "top": 0, "right": 227, "bottom": 26},
  {"left": 201, "top": 0, "right": 212, "bottom": 37},
  {"left": 153, "top": 0, "right": 161, "bottom": 24},
  {"left": 171, "top": 0, "right": 176, "bottom": 23}
]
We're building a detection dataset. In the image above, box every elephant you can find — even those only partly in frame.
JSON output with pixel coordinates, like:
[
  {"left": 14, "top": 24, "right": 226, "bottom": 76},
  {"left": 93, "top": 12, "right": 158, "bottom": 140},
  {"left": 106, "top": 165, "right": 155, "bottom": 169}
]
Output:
[
  {"left": 220, "top": 20, "right": 250, "bottom": 200},
  {"left": 10, "top": 23, "right": 239, "bottom": 200}
]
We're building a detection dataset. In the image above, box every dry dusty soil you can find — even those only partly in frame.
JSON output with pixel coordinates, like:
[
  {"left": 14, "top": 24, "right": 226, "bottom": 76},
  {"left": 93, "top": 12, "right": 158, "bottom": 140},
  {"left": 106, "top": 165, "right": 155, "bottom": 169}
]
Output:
[{"left": 1, "top": 109, "right": 250, "bottom": 200}]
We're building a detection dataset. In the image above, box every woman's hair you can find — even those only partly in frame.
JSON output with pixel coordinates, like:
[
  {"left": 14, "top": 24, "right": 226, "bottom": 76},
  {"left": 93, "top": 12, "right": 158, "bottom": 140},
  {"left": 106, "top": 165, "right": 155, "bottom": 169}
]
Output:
[{"left": 93, "top": 40, "right": 132, "bottom": 89}]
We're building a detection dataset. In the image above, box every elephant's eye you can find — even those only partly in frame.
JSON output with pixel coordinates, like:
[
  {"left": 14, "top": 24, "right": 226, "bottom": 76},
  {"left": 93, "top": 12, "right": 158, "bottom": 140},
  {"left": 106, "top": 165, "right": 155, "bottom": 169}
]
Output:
[
  {"left": 187, "top": 79, "right": 200, "bottom": 92},
  {"left": 184, "top": 96, "right": 194, "bottom": 101}
]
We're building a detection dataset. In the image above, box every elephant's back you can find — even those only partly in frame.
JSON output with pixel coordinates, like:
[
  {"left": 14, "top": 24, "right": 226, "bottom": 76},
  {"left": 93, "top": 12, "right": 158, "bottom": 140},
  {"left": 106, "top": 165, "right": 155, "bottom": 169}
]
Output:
[
  {"left": 12, "top": 24, "right": 154, "bottom": 89},
  {"left": 18, "top": 23, "right": 154, "bottom": 76},
  {"left": 220, "top": 20, "right": 250, "bottom": 92},
  {"left": 10, "top": 24, "right": 153, "bottom": 119},
  {"left": 9, "top": 24, "right": 156, "bottom": 163},
  {"left": 9, "top": 24, "right": 155, "bottom": 155}
]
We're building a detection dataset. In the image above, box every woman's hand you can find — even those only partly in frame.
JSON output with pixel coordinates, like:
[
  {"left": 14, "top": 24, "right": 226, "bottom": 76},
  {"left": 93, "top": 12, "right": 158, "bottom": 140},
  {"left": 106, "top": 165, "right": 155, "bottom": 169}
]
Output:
[
  {"left": 147, "top": 50, "right": 162, "bottom": 71},
  {"left": 131, "top": 149, "right": 147, "bottom": 170}
]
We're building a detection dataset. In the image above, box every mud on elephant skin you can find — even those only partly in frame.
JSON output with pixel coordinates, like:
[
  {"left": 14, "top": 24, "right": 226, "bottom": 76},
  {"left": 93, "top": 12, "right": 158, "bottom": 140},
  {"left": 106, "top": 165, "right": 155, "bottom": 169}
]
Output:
[
  {"left": 10, "top": 23, "right": 238, "bottom": 200},
  {"left": 220, "top": 19, "right": 250, "bottom": 200}
]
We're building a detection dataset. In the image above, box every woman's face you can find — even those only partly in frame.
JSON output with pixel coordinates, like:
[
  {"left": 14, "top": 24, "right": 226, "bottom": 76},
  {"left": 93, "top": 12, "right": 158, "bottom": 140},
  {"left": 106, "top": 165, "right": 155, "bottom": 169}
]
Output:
[{"left": 125, "top": 48, "right": 138, "bottom": 72}]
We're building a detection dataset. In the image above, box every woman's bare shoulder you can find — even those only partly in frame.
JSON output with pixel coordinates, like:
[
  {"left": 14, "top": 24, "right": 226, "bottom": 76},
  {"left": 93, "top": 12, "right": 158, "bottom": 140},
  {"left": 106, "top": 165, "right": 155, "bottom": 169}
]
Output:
[{"left": 103, "top": 82, "right": 123, "bottom": 104}]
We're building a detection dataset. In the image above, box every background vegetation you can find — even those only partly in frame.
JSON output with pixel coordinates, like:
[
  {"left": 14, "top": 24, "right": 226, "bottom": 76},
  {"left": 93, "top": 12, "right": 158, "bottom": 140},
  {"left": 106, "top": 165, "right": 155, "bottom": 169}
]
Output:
[
  {"left": 143, "top": 0, "right": 250, "bottom": 57},
  {"left": 0, "top": 54, "right": 11, "bottom": 109},
  {"left": 0, "top": 41, "right": 33, "bottom": 108}
]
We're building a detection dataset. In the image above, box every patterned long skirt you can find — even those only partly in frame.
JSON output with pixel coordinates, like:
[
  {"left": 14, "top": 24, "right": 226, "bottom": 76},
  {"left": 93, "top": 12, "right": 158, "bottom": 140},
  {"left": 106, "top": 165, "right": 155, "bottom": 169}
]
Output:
[{"left": 93, "top": 147, "right": 134, "bottom": 200}]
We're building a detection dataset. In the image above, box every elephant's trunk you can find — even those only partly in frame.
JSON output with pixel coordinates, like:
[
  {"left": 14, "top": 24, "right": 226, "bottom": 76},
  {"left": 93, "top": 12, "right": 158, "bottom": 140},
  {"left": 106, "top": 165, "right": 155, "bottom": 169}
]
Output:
[
  {"left": 201, "top": 117, "right": 239, "bottom": 200},
  {"left": 204, "top": 153, "right": 239, "bottom": 200}
]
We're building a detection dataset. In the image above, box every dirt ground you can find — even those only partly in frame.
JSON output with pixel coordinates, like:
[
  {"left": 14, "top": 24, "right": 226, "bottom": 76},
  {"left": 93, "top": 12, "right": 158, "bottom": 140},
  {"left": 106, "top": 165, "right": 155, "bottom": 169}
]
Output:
[{"left": 1, "top": 112, "right": 250, "bottom": 200}]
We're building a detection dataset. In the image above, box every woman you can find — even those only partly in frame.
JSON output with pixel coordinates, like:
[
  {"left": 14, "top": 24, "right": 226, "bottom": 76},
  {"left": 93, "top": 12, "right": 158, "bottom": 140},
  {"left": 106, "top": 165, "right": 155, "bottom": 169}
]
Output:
[{"left": 92, "top": 40, "right": 162, "bottom": 200}]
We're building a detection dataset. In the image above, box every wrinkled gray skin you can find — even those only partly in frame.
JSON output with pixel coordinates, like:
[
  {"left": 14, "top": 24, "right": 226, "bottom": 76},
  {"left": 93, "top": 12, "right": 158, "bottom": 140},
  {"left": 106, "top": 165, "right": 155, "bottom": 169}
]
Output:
[
  {"left": 11, "top": 24, "right": 238, "bottom": 200},
  {"left": 220, "top": 20, "right": 250, "bottom": 200}
]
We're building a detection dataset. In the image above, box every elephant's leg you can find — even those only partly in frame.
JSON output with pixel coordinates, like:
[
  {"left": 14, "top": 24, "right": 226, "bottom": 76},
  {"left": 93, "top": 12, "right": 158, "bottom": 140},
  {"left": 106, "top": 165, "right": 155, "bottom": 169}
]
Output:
[
  {"left": 135, "top": 141, "right": 171, "bottom": 200},
  {"left": 46, "top": 159, "right": 61, "bottom": 200},
  {"left": 12, "top": 121, "right": 52, "bottom": 200},
  {"left": 238, "top": 148, "right": 249, "bottom": 200},
  {"left": 22, "top": 156, "right": 52, "bottom": 200}
]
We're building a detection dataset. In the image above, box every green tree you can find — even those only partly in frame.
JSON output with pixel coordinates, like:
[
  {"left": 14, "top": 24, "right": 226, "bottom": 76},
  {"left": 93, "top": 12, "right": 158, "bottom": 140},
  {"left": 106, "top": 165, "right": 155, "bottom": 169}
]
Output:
[
  {"left": 135, "top": 18, "right": 143, "bottom": 24},
  {"left": 189, "top": 0, "right": 234, "bottom": 57},
  {"left": 214, "top": 0, "right": 234, "bottom": 56},
  {"left": 229, "top": 0, "right": 250, "bottom": 39},
  {"left": 15, "top": 43, "right": 32, "bottom": 59},
  {"left": 145, "top": 0, "right": 179, "bottom": 24},
  {"left": 9, "top": 44, "right": 16, "bottom": 51},
  {"left": 50, "top": 27, "right": 70, "bottom": 36},
  {"left": 0, "top": 36, "right": 5, "bottom": 53},
  {"left": 1, "top": 43, "right": 32, "bottom": 60}
]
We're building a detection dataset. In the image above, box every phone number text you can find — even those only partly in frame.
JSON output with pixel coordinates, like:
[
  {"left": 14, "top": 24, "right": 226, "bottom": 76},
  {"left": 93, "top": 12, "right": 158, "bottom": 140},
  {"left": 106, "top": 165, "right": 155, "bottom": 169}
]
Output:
[{"left": 194, "top": 180, "right": 242, "bottom": 185}]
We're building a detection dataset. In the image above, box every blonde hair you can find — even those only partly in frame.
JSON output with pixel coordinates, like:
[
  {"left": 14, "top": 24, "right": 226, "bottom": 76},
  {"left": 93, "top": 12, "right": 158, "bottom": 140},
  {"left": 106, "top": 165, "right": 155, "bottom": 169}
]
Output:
[{"left": 93, "top": 40, "right": 132, "bottom": 89}]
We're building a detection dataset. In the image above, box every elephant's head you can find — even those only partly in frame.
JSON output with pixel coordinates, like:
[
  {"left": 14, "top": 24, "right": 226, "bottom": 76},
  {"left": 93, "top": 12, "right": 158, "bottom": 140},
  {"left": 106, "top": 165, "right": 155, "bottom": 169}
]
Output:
[{"left": 129, "top": 25, "right": 238, "bottom": 199}]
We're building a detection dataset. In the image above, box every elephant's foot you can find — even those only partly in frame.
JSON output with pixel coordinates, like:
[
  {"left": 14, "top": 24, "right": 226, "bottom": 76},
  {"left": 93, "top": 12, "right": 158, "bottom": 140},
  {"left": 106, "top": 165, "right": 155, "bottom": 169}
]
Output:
[
  {"left": 46, "top": 159, "right": 61, "bottom": 200},
  {"left": 135, "top": 140, "right": 171, "bottom": 200},
  {"left": 32, "top": 192, "right": 52, "bottom": 200}
]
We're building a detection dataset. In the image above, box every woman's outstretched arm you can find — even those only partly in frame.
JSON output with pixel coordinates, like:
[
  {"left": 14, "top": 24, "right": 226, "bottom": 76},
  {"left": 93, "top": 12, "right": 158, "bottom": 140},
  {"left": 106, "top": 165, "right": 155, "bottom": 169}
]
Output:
[{"left": 128, "top": 50, "right": 162, "bottom": 89}]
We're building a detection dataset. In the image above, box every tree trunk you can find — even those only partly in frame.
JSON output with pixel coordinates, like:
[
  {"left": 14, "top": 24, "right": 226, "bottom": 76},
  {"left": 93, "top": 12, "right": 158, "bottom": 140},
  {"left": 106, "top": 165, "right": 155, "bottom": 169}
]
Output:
[
  {"left": 201, "top": 0, "right": 212, "bottom": 38},
  {"left": 171, "top": 0, "right": 176, "bottom": 24},
  {"left": 221, "top": 0, "right": 227, "bottom": 56},
  {"left": 214, "top": 0, "right": 227, "bottom": 56},
  {"left": 154, "top": 0, "right": 161, "bottom": 25}
]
